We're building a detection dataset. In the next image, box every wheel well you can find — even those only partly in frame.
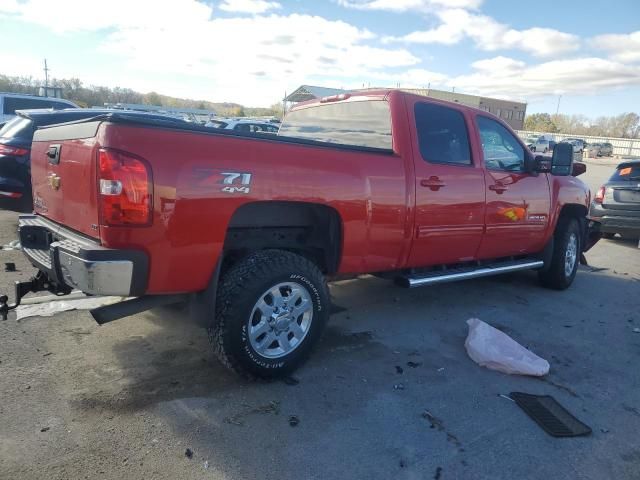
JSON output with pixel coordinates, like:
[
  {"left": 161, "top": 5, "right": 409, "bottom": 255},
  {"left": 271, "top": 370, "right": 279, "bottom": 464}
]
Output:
[
  {"left": 223, "top": 201, "right": 342, "bottom": 274},
  {"left": 559, "top": 204, "right": 587, "bottom": 221},
  {"left": 557, "top": 203, "right": 588, "bottom": 246}
]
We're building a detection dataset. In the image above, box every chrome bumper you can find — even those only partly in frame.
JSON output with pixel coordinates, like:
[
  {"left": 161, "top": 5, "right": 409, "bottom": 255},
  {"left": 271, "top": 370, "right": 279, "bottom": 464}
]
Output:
[{"left": 18, "top": 215, "right": 148, "bottom": 296}]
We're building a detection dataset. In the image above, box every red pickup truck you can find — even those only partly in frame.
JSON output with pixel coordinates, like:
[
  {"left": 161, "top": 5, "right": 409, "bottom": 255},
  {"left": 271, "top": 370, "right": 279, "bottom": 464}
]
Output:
[{"left": 2, "top": 90, "right": 599, "bottom": 378}]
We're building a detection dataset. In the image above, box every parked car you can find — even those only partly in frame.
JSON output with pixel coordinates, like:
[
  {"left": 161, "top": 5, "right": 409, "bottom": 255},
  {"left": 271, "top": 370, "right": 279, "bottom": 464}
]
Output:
[
  {"left": 524, "top": 136, "right": 539, "bottom": 150},
  {"left": 205, "top": 118, "right": 279, "bottom": 133},
  {"left": 589, "top": 160, "right": 640, "bottom": 239},
  {"left": 561, "top": 138, "right": 585, "bottom": 154},
  {"left": 0, "top": 93, "right": 77, "bottom": 124},
  {"left": 584, "top": 143, "right": 601, "bottom": 158},
  {"left": 532, "top": 137, "right": 556, "bottom": 153},
  {"left": 0, "top": 108, "right": 188, "bottom": 209},
  {"left": 3, "top": 91, "right": 599, "bottom": 377},
  {"left": 599, "top": 142, "right": 614, "bottom": 157}
]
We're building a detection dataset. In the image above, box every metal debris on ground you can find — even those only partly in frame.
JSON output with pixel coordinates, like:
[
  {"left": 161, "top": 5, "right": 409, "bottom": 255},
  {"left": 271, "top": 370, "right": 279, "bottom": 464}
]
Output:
[
  {"left": 0, "top": 240, "right": 21, "bottom": 251},
  {"left": 509, "top": 392, "right": 592, "bottom": 437},
  {"left": 185, "top": 448, "right": 193, "bottom": 459},
  {"left": 465, "top": 318, "right": 550, "bottom": 376},
  {"left": 288, "top": 415, "right": 300, "bottom": 427}
]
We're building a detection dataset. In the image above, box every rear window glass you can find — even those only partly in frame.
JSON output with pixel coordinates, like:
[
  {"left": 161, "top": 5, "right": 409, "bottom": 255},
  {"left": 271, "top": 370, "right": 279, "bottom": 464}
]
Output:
[
  {"left": 279, "top": 100, "right": 392, "bottom": 149},
  {"left": 610, "top": 164, "right": 640, "bottom": 181},
  {"left": 415, "top": 102, "right": 471, "bottom": 165},
  {"left": 3, "top": 96, "right": 71, "bottom": 114},
  {"left": 0, "top": 116, "right": 33, "bottom": 139}
]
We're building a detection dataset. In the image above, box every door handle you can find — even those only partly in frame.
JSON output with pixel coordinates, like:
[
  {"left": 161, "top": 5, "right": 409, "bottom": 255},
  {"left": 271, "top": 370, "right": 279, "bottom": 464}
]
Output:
[
  {"left": 420, "top": 176, "right": 447, "bottom": 191},
  {"left": 489, "top": 184, "right": 508, "bottom": 194}
]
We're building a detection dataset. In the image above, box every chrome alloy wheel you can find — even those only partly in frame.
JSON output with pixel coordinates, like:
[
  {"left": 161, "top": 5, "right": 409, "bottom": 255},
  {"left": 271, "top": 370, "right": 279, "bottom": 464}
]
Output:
[
  {"left": 565, "top": 233, "right": 578, "bottom": 277},
  {"left": 248, "top": 282, "right": 313, "bottom": 359}
]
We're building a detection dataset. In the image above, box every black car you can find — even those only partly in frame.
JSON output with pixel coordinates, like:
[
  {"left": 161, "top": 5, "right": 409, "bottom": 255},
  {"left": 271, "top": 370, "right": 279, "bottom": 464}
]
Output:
[
  {"left": 0, "top": 108, "right": 187, "bottom": 210},
  {"left": 589, "top": 160, "right": 640, "bottom": 239}
]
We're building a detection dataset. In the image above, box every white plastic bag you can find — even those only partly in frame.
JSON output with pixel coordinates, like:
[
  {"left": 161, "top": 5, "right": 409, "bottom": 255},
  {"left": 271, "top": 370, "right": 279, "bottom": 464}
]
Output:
[{"left": 464, "top": 318, "right": 550, "bottom": 376}]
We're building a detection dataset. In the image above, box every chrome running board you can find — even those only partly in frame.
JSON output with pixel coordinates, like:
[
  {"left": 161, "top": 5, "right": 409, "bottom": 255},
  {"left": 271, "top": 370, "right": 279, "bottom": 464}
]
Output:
[{"left": 397, "top": 259, "right": 544, "bottom": 288}]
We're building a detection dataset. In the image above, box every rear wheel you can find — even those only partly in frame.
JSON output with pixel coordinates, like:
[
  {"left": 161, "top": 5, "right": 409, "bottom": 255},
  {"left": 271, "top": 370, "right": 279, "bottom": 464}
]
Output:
[
  {"left": 539, "top": 217, "right": 581, "bottom": 290},
  {"left": 209, "top": 250, "right": 329, "bottom": 379}
]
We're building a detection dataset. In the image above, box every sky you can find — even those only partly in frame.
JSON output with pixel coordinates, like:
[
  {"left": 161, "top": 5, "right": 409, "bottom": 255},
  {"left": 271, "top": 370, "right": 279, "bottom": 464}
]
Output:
[{"left": 0, "top": 0, "right": 639, "bottom": 117}]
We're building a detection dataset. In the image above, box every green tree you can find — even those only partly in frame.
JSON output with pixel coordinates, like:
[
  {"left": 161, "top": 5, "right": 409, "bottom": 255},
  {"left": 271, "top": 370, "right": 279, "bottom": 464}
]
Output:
[{"left": 524, "top": 113, "right": 558, "bottom": 133}]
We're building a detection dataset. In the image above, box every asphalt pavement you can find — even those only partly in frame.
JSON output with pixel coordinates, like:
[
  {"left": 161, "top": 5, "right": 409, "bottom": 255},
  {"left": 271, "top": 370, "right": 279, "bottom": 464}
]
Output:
[{"left": 1, "top": 163, "right": 639, "bottom": 480}]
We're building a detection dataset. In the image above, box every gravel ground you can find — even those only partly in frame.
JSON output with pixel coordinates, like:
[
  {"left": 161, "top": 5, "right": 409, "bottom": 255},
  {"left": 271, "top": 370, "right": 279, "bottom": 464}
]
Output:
[{"left": 1, "top": 164, "right": 639, "bottom": 480}]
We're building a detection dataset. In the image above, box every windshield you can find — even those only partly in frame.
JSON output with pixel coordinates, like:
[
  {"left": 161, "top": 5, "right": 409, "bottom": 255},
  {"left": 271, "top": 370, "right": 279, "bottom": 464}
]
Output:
[
  {"left": 0, "top": 116, "right": 33, "bottom": 140},
  {"left": 610, "top": 164, "right": 640, "bottom": 181}
]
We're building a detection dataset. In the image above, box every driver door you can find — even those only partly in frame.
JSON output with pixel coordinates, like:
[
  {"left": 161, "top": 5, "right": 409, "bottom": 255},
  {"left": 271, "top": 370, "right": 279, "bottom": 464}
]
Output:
[{"left": 474, "top": 115, "right": 551, "bottom": 259}]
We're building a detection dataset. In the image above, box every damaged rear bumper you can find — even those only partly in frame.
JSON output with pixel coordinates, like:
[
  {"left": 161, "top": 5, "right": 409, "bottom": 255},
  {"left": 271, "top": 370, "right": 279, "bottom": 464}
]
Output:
[{"left": 18, "top": 214, "right": 148, "bottom": 297}]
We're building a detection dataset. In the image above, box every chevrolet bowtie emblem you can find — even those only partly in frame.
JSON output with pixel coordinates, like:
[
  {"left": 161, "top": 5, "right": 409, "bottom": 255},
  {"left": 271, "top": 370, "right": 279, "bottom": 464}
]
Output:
[{"left": 47, "top": 172, "right": 61, "bottom": 190}]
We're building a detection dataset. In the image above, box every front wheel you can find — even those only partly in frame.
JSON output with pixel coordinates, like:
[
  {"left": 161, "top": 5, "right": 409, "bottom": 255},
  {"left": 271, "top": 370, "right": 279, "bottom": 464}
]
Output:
[
  {"left": 538, "top": 217, "right": 581, "bottom": 290},
  {"left": 209, "top": 250, "right": 329, "bottom": 378}
]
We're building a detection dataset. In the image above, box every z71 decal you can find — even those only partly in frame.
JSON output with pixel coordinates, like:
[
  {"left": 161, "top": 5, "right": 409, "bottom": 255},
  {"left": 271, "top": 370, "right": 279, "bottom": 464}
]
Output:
[
  {"left": 191, "top": 168, "right": 253, "bottom": 194},
  {"left": 220, "top": 172, "right": 252, "bottom": 194}
]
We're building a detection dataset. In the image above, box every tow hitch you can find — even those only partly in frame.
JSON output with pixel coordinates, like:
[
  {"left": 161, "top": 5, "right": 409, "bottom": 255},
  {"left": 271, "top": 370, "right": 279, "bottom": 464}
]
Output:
[{"left": 0, "top": 272, "right": 71, "bottom": 320}]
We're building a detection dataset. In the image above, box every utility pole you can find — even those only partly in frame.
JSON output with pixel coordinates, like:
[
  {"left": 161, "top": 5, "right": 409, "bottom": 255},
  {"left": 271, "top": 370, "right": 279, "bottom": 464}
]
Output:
[
  {"left": 44, "top": 59, "right": 50, "bottom": 89},
  {"left": 555, "top": 95, "right": 562, "bottom": 116}
]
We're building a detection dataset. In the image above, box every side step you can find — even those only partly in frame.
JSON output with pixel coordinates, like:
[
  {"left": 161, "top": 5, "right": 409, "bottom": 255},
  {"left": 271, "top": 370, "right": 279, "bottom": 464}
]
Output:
[{"left": 396, "top": 259, "right": 544, "bottom": 288}]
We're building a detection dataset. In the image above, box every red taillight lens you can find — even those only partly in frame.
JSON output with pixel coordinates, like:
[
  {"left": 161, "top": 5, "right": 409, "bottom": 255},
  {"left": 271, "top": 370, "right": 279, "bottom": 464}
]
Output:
[
  {"left": 0, "top": 143, "right": 29, "bottom": 156},
  {"left": 98, "top": 148, "right": 153, "bottom": 226},
  {"left": 594, "top": 186, "right": 606, "bottom": 204}
]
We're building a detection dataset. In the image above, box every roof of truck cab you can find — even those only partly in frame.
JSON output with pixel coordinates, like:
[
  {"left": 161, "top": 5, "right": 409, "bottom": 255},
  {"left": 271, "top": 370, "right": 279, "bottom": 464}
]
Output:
[{"left": 290, "top": 89, "right": 494, "bottom": 117}]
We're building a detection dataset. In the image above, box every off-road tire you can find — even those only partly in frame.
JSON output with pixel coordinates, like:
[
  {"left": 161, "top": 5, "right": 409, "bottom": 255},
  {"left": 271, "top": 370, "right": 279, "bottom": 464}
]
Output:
[
  {"left": 538, "top": 217, "right": 581, "bottom": 290},
  {"left": 208, "top": 249, "right": 329, "bottom": 379}
]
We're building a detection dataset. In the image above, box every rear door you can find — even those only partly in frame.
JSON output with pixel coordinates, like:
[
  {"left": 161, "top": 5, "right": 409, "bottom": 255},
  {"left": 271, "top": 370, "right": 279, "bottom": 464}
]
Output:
[
  {"left": 406, "top": 99, "right": 486, "bottom": 267},
  {"left": 604, "top": 163, "right": 640, "bottom": 212},
  {"left": 31, "top": 122, "right": 101, "bottom": 238}
]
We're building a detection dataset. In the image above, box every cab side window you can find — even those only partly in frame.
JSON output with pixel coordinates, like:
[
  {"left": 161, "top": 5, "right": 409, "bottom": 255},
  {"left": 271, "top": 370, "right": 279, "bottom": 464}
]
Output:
[
  {"left": 477, "top": 116, "right": 524, "bottom": 171},
  {"left": 415, "top": 102, "right": 471, "bottom": 165}
]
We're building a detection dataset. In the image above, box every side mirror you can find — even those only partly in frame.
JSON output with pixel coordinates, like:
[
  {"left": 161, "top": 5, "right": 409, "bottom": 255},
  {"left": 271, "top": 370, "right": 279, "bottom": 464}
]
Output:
[
  {"left": 550, "top": 142, "right": 574, "bottom": 176},
  {"left": 534, "top": 155, "right": 551, "bottom": 173},
  {"left": 572, "top": 162, "right": 587, "bottom": 177}
]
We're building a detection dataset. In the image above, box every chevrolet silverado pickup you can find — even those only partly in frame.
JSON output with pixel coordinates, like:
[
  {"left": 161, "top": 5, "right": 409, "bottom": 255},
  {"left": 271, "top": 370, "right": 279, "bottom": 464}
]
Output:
[{"left": 1, "top": 90, "right": 600, "bottom": 378}]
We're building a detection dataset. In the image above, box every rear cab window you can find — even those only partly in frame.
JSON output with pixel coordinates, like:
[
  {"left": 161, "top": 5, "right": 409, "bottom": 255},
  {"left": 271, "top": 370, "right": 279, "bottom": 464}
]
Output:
[
  {"left": 279, "top": 99, "right": 392, "bottom": 150},
  {"left": 610, "top": 164, "right": 640, "bottom": 181}
]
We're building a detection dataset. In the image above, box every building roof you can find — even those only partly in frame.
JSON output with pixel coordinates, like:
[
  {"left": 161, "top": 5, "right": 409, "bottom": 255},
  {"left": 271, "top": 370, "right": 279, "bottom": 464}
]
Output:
[{"left": 284, "top": 85, "right": 348, "bottom": 103}]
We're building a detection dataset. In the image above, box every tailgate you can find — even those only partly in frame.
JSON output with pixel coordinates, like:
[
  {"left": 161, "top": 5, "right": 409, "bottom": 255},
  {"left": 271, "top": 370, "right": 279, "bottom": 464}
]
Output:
[{"left": 31, "top": 121, "right": 102, "bottom": 238}]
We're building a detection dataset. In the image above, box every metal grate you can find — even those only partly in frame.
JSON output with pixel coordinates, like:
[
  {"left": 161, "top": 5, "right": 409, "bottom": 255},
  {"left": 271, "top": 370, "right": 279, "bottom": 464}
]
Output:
[{"left": 510, "top": 392, "right": 592, "bottom": 437}]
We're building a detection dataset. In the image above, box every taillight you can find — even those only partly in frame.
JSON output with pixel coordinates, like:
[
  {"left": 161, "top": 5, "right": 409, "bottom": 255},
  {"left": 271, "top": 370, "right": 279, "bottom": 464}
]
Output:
[
  {"left": 98, "top": 148, "right": 153, "bottom": 226},
  {"left": 0, "top": 144, "right": 29, "bottom": 156},
  {"left": 594, "top": 186, "right": 606, "bottom": 204}
]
